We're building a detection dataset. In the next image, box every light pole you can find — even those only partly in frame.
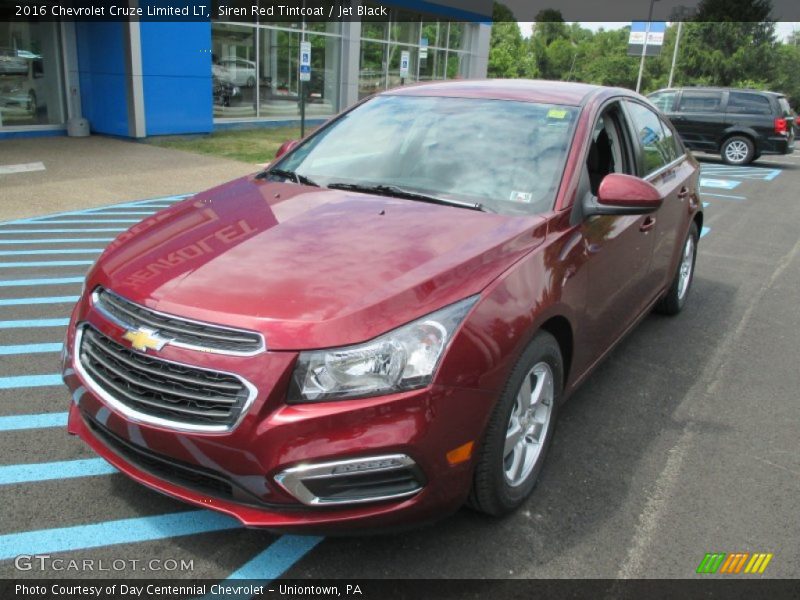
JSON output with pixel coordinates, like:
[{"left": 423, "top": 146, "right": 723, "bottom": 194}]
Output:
[
  {"left": 635, "top": 0, "right": 659, "bottom": 93},
  {"left": 668, "top": 21, "right": 683, "bottom": 88}
]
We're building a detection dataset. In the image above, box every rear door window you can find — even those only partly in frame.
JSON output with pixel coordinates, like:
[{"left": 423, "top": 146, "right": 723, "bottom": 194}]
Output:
[
  {"left": 777, "top": 97, "right": 793, "bottom": 118},
  {"left": 727, "top": 92, "right": 772, "bottom": 115},
  {"left": 649, "top": 91, "right": 677, "bottom": 112},
  {"left": 677, "top": 91, "right": 723, "bottom": 113}
]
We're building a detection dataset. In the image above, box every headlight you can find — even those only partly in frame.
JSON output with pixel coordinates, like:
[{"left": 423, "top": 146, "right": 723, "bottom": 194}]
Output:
[{"left": 289, "top": 296, "right": 478, "bottom": 402}]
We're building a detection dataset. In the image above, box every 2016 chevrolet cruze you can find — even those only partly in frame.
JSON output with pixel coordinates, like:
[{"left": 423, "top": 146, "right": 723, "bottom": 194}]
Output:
[{"left": 63, "top": 80, "right": 702, "bottom": 532}]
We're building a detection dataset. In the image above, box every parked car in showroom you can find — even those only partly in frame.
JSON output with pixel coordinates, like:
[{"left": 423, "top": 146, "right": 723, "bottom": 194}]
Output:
[
  {"left": 648, "top": 86, "right": 795, "bottom": 165},
  {"left": 63, "top": 80, "right": 702, "bottom": 532},
  {"left": 217, "top": 57, "right": 257, "bottom": 88}
]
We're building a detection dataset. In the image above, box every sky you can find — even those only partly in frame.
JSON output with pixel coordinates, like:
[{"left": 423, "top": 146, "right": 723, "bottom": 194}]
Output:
[{"left": 517, "top": 21, "right": 800, "bottom": 42}]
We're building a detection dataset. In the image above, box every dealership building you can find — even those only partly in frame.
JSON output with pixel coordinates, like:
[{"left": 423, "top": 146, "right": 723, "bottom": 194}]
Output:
[{"left": 0, "top": 2, "right": 491, "bottom": 139}]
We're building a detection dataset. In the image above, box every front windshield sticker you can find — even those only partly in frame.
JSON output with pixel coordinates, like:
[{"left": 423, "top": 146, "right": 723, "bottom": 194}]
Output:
[
  {"left": 547, "top": 108, "right": 569, "bottom": 119},
  {"left": 509, "top": 191, "right": 533, "bottom": 203}
]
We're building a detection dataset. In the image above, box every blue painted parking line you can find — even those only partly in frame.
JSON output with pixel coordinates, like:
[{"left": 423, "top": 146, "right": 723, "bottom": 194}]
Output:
[
  {"left": 223, "top": 536, "right": 323, "bottom": 580},
  {"left": 0, "top": 228, "right": 127, "bottom": 234},
  {"left": 699, "top": 177, "right": 741, "bottom": 190},
  {"left": 0, "top": 510, "right": 241, "bottom": 560},
  {"left": 0, "top": 318, "right": 70, "bottom": 328},
  {"left": 0, "top": 276, "right": 84, "bottom": 288},
  {"left": 700, "top": 165, "right": 781, "bottom": 181},
  {"left": 0, "top": 249, "right": 102, "bottom": 256},
  {"left": 0, "top": 238, "right": 114, "bottom": 245},
  {"left": 699, "top": 192, "right": 746, "bottom": 200},
  {"left": 11, "top": 219, "right": 141, "bottom": 225},
  {"left": 31, "top": 210, "right": 157, "bottom": 218},
  {"left": 0, "top": 412, "right": 68, "bottom": 431},
  {"left": 0, "top": 458, "right": 117, "bottom": 485},
  {"left": 0, "top": 296, "right": 77, "bottom": 306},
  {"left": 702, "top": 202, "right": 710, "bottom": 208},
  {"left": 0, "top": 343, "right": 63, "bottom": 355},
  {"left": 0, "top": 260, "right": 94, "bottom": 268},
  {"left": 0, "top": 374, "right": 63, "bottom": 389},
  {"left": 201, "top": 536, "right": 324, "bottom": 599},
  {"left": 0, "top": 195, "right": 189, "bottom": 227},
  {"left": 700, "top": 227, "right": 711, "bottom": 238}
]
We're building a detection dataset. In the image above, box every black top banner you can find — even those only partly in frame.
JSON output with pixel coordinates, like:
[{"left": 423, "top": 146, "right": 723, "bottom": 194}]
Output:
[{"left": 2, "top": 0, "right": 800, "bottom": 22}]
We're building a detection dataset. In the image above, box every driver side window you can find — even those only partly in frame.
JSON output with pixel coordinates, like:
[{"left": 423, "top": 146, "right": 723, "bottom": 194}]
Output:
[{"left": 587, "top": 108, "right": 631, "bottom": 195}]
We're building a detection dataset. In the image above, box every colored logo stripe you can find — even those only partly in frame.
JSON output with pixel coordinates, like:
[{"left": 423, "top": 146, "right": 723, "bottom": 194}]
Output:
[
  {"left": 719, "top": 552, "right": 749, "bottom": 573},
  {"left": 744, "top": 553, "right": 773, "bottom": 574},
  {"left": 697, "top": 552, "right": 773, "bottom": 574},
  {"left": 697, "top": 552, "right": 726, "bottom": 574}
]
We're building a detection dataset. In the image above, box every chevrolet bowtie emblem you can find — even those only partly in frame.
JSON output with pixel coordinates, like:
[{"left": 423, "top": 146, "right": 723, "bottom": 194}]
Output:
[{"left": 122, "top": 328, "right": 169, "bottom": 352}]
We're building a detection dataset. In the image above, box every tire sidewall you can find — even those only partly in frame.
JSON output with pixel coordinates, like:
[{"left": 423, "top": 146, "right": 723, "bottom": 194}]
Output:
[
  {"left": 675, "top": 223, "right": 699, "bottom": 311},
  {"left": 483, "top": 332, "right": 564, "bottom": 511}
]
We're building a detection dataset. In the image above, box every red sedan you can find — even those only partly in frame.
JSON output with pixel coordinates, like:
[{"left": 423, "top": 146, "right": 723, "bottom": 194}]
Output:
[{"left": 63, "top": 80, "right": 702, "bottom": 532}]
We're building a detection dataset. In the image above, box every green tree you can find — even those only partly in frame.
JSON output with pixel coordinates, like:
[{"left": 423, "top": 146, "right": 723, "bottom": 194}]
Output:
[{"left": 488, "top": 2, "right": 525, "bottom": 78}]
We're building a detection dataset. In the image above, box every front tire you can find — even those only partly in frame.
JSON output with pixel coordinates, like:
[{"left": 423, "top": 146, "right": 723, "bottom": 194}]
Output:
[
  {"left": 721, "top": 136, "right": 754, "bottom": 165},
  {"left": 655, "top": 222, "right": 699, "bottom": 315},
  {"left": 469, "top": 331, "right": 563, "bottom": 516}
]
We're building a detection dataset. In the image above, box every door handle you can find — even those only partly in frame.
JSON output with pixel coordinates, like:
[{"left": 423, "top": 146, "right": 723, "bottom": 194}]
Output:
[
  {"left": 677, "top": 186, "right": 690, "bottom": 199},
  {"left": 640, "top": 216, "right": 657, "bottom": 232}
]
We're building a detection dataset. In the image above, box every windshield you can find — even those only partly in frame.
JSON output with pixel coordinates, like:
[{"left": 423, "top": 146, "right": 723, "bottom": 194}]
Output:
[{"left": 276, "top": 95, "right": 579, "bottom": 216}]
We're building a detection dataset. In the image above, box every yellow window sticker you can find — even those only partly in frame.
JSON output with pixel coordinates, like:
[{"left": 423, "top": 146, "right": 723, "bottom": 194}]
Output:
[{"left": 547, "top": 109, "right": 568, "bottom": 119}]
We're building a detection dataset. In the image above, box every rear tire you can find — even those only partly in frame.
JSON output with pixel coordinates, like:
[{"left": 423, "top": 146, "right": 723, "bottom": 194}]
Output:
[
  {"left": 655, "top": 222, "right": 699, "bottom": 315},
  {"left": 468, "top": 331, "right": 562, "bottom": 516},
  {"left": 721, "top": 136, "right": 754, "bottom": 165}
]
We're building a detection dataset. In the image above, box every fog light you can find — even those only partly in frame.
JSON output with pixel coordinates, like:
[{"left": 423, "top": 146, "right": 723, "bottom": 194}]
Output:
[{"left": 275, "top": 454, "right": 424, "bottom": 506}]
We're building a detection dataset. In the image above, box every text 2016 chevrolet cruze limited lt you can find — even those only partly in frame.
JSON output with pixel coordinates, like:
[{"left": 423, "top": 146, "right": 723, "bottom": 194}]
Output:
[{"left": 63, "top": 80, "right": 702, "bottom": 532}]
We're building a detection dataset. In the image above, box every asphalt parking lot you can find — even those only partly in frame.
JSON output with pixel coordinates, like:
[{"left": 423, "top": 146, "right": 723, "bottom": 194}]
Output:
[{"left": 0, "top": 150, "right": 798, "bottom": 584}]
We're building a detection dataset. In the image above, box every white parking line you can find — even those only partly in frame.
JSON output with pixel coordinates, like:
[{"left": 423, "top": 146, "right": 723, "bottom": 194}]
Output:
[{"left": 0, "top": 162, "right": 46, "bottom": 175}]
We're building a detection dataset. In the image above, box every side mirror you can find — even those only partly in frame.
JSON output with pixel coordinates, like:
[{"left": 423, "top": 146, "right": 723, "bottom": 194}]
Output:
[
  {"left": 275, "top": 139, "right": 300, "bottom": 159},
  {"left": 583, "top": 173, "right": 663, "bottom": 217}
]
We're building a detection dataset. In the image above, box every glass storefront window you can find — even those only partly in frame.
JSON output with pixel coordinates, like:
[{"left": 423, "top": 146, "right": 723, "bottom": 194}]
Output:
[
  {"left": 210, "top": 13, "right": 474, "bottom": 121},
  {"left": 420, "top": 20, "right": 444, "bottom": 49},
  {"left": 448, "top": 23, "right": 468, "bottom": 51},
  {"left": 212, "top": 22, "right": 341, "bottom": 120},
  {"left": 390, "top": 11, "right": 420, "bottom": 45},
  {"left": 387, "top": 44, "right": 416, "bottom": 87},
  {"left": 0, "top": 22, "right": 65, "bottom": 127},
  {"left": 447, "top": 51, "right": 469, "bottom": 79},
  {"left": 211, "top": 23, "right": 257, "bottom": 118},
  {"left": 361, "top": 3, "right": 389, "bottom": 41},
  {"left": 358, "top": 40, "right": 385, "bottom": 99},
  {"left": 419, "top": 48, "right": 446, "bottom": 82}
]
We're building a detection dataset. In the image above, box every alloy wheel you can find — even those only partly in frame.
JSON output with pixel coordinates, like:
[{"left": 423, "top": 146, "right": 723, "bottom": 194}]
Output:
[
  {"left": 724, "top": 140, "right": 749, "bottom": 164},
  {"left": 503, "top": 362, "right": 554, "bottom": 487},
  {"left": 677, "top": 234, "right": 695, "bottom": 301}
]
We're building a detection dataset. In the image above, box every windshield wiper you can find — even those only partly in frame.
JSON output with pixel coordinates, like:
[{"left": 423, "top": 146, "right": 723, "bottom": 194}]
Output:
[
  {"left": 327, "top": 183, "right": 487, "bottom": 212},
  {"left": 260, "top": 168, "right": 319, "bottom": 187}
]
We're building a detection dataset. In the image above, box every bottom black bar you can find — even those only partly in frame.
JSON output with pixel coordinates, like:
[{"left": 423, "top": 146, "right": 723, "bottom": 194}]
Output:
[{"left": 2, "top": 579, "right": 799, "bottom": 600}]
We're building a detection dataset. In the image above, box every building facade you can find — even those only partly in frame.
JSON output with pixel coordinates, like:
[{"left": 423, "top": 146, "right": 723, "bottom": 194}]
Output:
[{"left": 0, "top": 2, "right": 490, "bottom": 139}]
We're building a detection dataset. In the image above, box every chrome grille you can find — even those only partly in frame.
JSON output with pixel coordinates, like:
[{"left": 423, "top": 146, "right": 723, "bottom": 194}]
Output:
[
  {"left": 78, "top": 326, "right": 254, "bottom": 430},
  {"left": 93, "top": 288, "right": 264, "bottom": 355}
]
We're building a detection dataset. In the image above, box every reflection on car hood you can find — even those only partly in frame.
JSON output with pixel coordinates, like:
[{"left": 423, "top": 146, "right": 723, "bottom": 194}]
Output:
[{"left": 92, "top": 175, "right": 547, "bottom": 349}]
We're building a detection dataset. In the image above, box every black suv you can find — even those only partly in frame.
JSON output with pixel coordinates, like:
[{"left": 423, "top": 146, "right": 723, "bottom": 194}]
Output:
[{"left": 648, "top": 87, "right": 795, "bottom": 165}]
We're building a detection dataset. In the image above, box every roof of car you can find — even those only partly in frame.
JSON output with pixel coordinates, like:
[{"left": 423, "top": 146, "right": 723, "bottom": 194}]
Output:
[{"left": 385, "top": 79, "right": 622, "bottom": 106}]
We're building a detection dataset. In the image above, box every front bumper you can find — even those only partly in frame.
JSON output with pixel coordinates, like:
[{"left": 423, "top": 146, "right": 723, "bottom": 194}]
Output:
[{"left": 63, "top": 298, "right": 496, "bottom": 533}]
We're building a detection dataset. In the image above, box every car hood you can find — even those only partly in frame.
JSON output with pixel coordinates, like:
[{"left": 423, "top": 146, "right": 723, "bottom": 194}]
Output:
[{"left": 91, "top": 176, "right": 546, "bottom": 350}]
